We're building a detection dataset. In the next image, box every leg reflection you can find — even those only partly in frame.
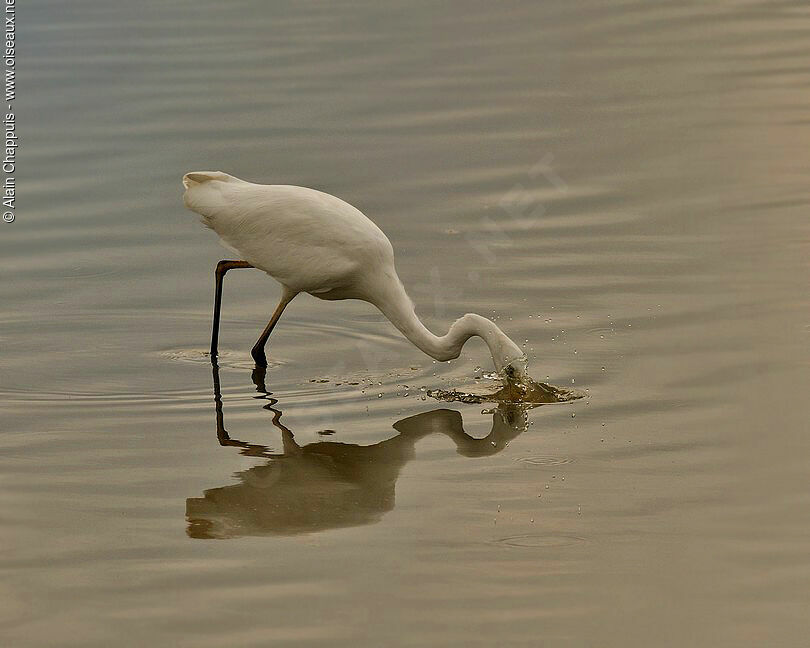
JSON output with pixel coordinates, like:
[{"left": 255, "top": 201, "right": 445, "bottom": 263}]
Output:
[{"left": 187, "top": 369, "right": 532, "bottom": 539}]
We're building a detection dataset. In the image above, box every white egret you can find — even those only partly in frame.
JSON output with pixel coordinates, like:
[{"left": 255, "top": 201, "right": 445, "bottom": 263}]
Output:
[{"left": 182, "top": 171, "right": 527, "bottom": 377}]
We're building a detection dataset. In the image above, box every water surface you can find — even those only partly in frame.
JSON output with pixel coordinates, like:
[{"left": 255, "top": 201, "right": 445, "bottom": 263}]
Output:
[{"left": 2, "top": 1, "right": 809, "bottom": 645}]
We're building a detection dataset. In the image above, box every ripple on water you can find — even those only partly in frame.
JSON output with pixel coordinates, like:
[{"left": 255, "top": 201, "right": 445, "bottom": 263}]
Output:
[
  {"left": 160, "top": 348, "right": 284, "bottom": 371},
  {"left": 0, "top": 385, "right": 234, "bottom": 406},
  {"left": 586, "top": 326, "right": 616, "bottom": 337},
  {"left": 514, "top": 454, "right": 574, "bottom": 467},
  {"left": 491, "top": 533, "right": 586, "bottom": 549}
]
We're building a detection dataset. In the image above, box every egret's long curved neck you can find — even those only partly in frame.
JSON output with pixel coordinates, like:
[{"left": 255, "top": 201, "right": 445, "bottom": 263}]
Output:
[{"left": 370, "top": 277, "right": 526, "bottom": 375}]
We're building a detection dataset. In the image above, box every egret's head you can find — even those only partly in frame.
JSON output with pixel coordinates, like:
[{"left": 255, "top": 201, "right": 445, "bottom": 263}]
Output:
[
  {"left": 502, "top": 354, "right": 528, "bottom": 383},
  {"left": 461, "top": 313, "right": 528, "bottom": 380}
]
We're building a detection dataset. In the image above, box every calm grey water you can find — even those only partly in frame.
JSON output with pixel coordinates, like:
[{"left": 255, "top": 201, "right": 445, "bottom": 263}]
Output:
[{"left": 3, "top": 1, "right": 809, "bottom": 646}]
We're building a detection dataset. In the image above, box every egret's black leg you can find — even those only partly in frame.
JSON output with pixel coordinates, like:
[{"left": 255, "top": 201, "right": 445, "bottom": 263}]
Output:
[
  {"left": 211, "top": 259, "right": 253, "bottom": 362},
  {"left": 251, "top": 290, "right": 297, "bottom": 368}
]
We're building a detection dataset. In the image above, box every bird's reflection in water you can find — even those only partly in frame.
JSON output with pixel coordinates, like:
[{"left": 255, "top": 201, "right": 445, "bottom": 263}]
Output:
[{"left": 186, "top": 366, "right": 532, "bottom": 539}]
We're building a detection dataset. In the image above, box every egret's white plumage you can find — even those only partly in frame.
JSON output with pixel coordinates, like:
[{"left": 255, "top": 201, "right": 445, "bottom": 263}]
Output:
[{"left": 182, "top": 171, "right": 526, "bottom": 376}]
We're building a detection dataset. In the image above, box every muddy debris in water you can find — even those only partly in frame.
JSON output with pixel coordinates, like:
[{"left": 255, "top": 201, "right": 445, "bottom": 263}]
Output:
[{"left": 427, "top": 375, "right": 585, "bottom": 406}]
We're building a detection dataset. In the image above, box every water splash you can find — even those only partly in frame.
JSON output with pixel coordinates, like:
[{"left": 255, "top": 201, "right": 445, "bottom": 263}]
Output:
[{"left": 428, "top": 363, "right": 585, "bottom": 406}]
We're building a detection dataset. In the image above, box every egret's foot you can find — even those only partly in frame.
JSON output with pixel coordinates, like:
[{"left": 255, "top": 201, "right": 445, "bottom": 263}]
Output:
[{"left": 251, "top": 347, "right": 268, "bottom": 368}]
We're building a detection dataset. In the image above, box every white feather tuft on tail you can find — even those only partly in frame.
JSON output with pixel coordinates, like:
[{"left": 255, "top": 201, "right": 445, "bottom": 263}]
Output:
[
  {"left": 182, "top": 171, "right": 232, "bottom": 189},
  {"left": 182, "top": 170, "right": 243, "bottom": 216}
]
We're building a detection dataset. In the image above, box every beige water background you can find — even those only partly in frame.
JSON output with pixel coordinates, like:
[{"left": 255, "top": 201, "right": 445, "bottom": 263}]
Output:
[{"left": 2, "top": 1, "right": 809, "bottom": 646}]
